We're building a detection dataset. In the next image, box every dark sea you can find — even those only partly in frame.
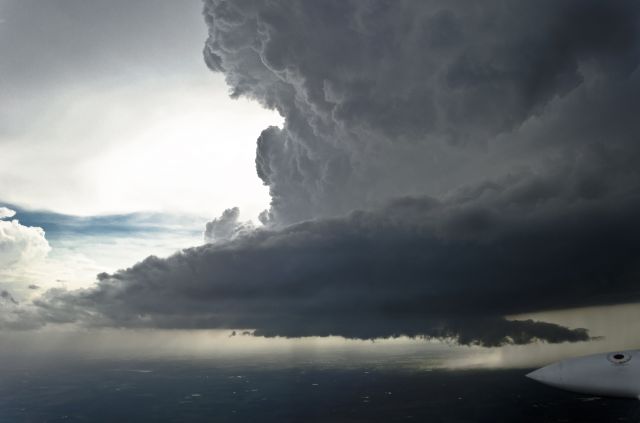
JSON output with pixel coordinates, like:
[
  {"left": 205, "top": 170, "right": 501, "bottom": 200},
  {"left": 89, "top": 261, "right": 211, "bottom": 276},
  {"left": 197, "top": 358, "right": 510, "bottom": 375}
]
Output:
[{"left": 0, "top": 352, "right": 637, "bottom": 423}]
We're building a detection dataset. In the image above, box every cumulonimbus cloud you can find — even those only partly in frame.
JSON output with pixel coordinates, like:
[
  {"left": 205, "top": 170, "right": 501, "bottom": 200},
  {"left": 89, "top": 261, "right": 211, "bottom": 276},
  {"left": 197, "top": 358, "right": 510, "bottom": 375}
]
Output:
[
  {"left": 204, "top": 0, "right": 640, "bottom": 225},
  {"left": 20, "top": 1, "right": 640, "bottom": 346}
]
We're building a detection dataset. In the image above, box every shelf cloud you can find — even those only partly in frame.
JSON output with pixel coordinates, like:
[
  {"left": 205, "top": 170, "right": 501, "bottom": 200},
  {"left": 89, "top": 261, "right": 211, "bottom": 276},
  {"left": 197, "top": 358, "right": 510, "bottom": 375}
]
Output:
[{"left": 31, "top": 180, "right": 639, "bottom": 345}]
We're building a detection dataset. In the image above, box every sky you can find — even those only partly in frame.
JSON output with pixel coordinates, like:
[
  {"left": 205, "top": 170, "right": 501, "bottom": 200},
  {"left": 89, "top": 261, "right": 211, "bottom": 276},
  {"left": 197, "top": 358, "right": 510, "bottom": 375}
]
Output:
[
  {"left": 0, "top": 0, "right": 278, "bottom": 302},
  {"left": 1, "top": 0, "right": 640, "bottom": 371},
  {"left": 0, "top": 0, "right": 279, "bottom": 218}
]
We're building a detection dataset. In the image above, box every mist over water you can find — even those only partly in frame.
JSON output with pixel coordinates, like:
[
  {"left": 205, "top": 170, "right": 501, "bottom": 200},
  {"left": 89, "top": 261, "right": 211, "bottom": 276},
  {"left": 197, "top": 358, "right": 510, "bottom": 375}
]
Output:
[{"left": 1, "top": 322, "right": 640, "bottom": 422}]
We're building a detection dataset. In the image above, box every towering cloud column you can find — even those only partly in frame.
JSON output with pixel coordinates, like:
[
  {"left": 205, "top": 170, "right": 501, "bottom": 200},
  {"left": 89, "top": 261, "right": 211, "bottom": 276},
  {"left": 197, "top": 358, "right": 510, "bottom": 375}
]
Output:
[{"left": 203, "top": 0, "right": 640, "bottom": 225}]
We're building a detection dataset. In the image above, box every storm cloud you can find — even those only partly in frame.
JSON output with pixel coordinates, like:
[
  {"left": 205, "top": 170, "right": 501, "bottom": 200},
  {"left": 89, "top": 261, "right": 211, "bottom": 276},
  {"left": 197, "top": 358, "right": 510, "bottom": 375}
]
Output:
[
  {"left": 32, "top": 174, "right": 640, "bottom": 345},
  {"left": 204, "top": 0, "right": 640, "bottom": 224},
  {"left": 23, "top": 0, "right": 640, "bottom": 346}
]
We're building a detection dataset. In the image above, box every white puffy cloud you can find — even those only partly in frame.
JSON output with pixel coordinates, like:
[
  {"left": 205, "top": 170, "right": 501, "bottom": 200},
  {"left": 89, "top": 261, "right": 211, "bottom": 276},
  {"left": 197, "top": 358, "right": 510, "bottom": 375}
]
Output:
[
  {"left": 0, "top": 207, "right": 16, "bottom": 219},
  {"left": 204, "top": 207, "right": 255, "bottom": 243},
  {"left": 0, "top": 208, "right": 51, "bottom": 269},
  {"left": 0, "top": 208, "right": 51, "bottom": 329}
]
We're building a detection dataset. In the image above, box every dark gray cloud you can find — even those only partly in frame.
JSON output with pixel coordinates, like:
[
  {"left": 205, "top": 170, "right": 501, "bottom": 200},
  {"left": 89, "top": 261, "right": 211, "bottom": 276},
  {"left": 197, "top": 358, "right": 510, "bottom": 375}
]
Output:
[
  {"left": 204, "top": 0, "right": 640, "bottom": 225},
  {"left": 32, "top": 166, "right": 640, "bottom": 345},
  {"left": 18, "top": 0, "right": 640, "bottom": 346},
  {"left": 0, "top": 288, "right": 45, "bottom": 330},
  {"left": 1, "top": 290, "right": 18, "bottom": 305}
]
